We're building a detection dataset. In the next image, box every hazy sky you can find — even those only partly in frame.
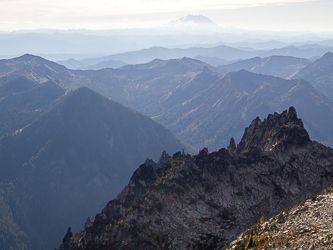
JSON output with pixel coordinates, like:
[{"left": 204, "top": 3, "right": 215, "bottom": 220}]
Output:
[{"left": 0, "top": 0, "right": 332, "bottom": 32}]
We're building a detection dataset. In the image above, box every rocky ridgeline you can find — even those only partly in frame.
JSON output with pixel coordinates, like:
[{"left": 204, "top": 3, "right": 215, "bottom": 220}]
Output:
[
  {"left": 58, "top": 107, "right": 333, "bottom": 250},
  {"left": 228, "top": 187, "right": 333, "bottom": 250},
  {"left": 233, "top": 106, "right": 309, "bottom": 154}
]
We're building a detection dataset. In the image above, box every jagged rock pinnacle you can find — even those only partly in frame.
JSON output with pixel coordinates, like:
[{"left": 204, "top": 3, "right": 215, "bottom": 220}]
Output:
[
  {"left": 235, "top": 106, "right": 310, "bottom": 154},
  {"left": 227, "top": 137, "right": 236, "bottom": 154},
  {"left": 157, "top": 150, "right": 171, "bottom": 167}
]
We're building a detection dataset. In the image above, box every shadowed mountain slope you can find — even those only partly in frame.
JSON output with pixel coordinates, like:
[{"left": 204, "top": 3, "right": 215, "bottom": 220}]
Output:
[
  {"left": 0, "top": 76, "right": 38, "bottom": 97},
  {"left": 0, "top": 87, "right": 191, "bottom": 250},
  {"left": 0, "top": 76, "right": 66, "bottom": 136},
  {"left": 293, "top": 52, "right": 333, "bottom": 101},
  {"left": 58, "top": 107, "right": 333, "bottom": 250}
]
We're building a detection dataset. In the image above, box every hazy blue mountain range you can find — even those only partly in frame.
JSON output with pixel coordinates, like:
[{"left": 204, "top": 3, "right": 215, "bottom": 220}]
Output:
[
  {"left": 0, "top": 86, "right": 191, "bottom": 250},
  {"left": 57, "top": 58, "right": 128, "bottom": 70},
  {"left": 214, "top": 40, "right": 333, "bottom": 51},
  {"left": 219, "top": 55, "right": 312, "bottom": 78},
  {"left": 55, "top": 59, "right": 87, "bottom": 69},
  {"left": 70, "top": 57, "right": 333, "bottom": 150},
  {"left": 194, "top": 55, "right": 230, "bottom": 66},
  {"left": 0, "top": 32, "right": 142, "bottom": 57},
  {"left": 1, "top": 26, "right": 333, "bottom": 62},
  {"left": 293, "top": 52, "right": 333, "bottom": 101},
  {"left": 1, "top": 54, "right": 333, "bottom": 151},
  {"left": 59, "top": 44, "right": 333, "bottom": 66}
]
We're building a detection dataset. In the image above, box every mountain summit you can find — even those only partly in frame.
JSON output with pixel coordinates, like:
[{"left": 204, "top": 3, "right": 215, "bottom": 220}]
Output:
[
  {"left": 170, "top": 15, "right": 217, "bottom": 26},
  {"left": 58, "top": 107, "right": 333, "bottom": 250}
]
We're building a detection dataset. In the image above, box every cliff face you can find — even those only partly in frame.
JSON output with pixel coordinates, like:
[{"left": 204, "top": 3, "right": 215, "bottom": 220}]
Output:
[{"left": 59, "top": 107, "right": 333, "bottom": 250}]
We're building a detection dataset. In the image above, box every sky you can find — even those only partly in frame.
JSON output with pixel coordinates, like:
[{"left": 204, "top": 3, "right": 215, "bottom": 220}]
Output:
[{"left": 0, "top": 0, "right": 332, "bottom": 32}]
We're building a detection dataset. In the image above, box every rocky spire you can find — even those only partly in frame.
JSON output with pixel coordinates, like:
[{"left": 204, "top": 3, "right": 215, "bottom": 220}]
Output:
[
  {"left": 227, "top": 137, "right": 236, "bottom": 154},
  {"left": 235, "top": 106, "right": 310, "bottom": 154},
  {"left": 84, "top": 217, "right": 91, "bottom": 228},
  {"left": 157, "top": 150, "right": 171, "bottom": 167},
  {"left": 59, "top": 227, "right": 72, "bottom": 250}
]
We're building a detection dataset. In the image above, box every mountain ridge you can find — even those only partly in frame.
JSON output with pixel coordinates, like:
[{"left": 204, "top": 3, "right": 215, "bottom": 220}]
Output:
[
  {"left": 72, "top": 44, "right": 333, "bottom": 65},
  {"left": 2, "top": 54, "right": 333, "bottom": 151},
  {"left": 219, "top": 55, "right": 312, "bottom": 78},
  {"left": 58, "top": 107, "right": 333, "bottom": 250},
  {"left": 293, "top": 52, "right": 333, "bottom": 101}
]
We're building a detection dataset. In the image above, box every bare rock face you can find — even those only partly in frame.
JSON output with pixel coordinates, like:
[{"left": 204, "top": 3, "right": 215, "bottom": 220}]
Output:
[
  {"left": 228, "top": 189, "right": 333, "bottom": 250},
  {"left": 58, "top": 107, "right": 333, "bottom": 250},
  {"left": 235, "top": 106, "right": 310, "bottom": 154}
]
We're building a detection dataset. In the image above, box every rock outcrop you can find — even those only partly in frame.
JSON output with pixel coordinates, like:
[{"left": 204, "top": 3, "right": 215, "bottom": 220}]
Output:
[
  {"left": 58, "top": 107, "right": 333, "bottom": 250},
  {"left": 228, "top": 187, "right": 333, "bottom": 250},
  {"left": 235, "top": 106, "right": 310, "bottom": 154}
]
